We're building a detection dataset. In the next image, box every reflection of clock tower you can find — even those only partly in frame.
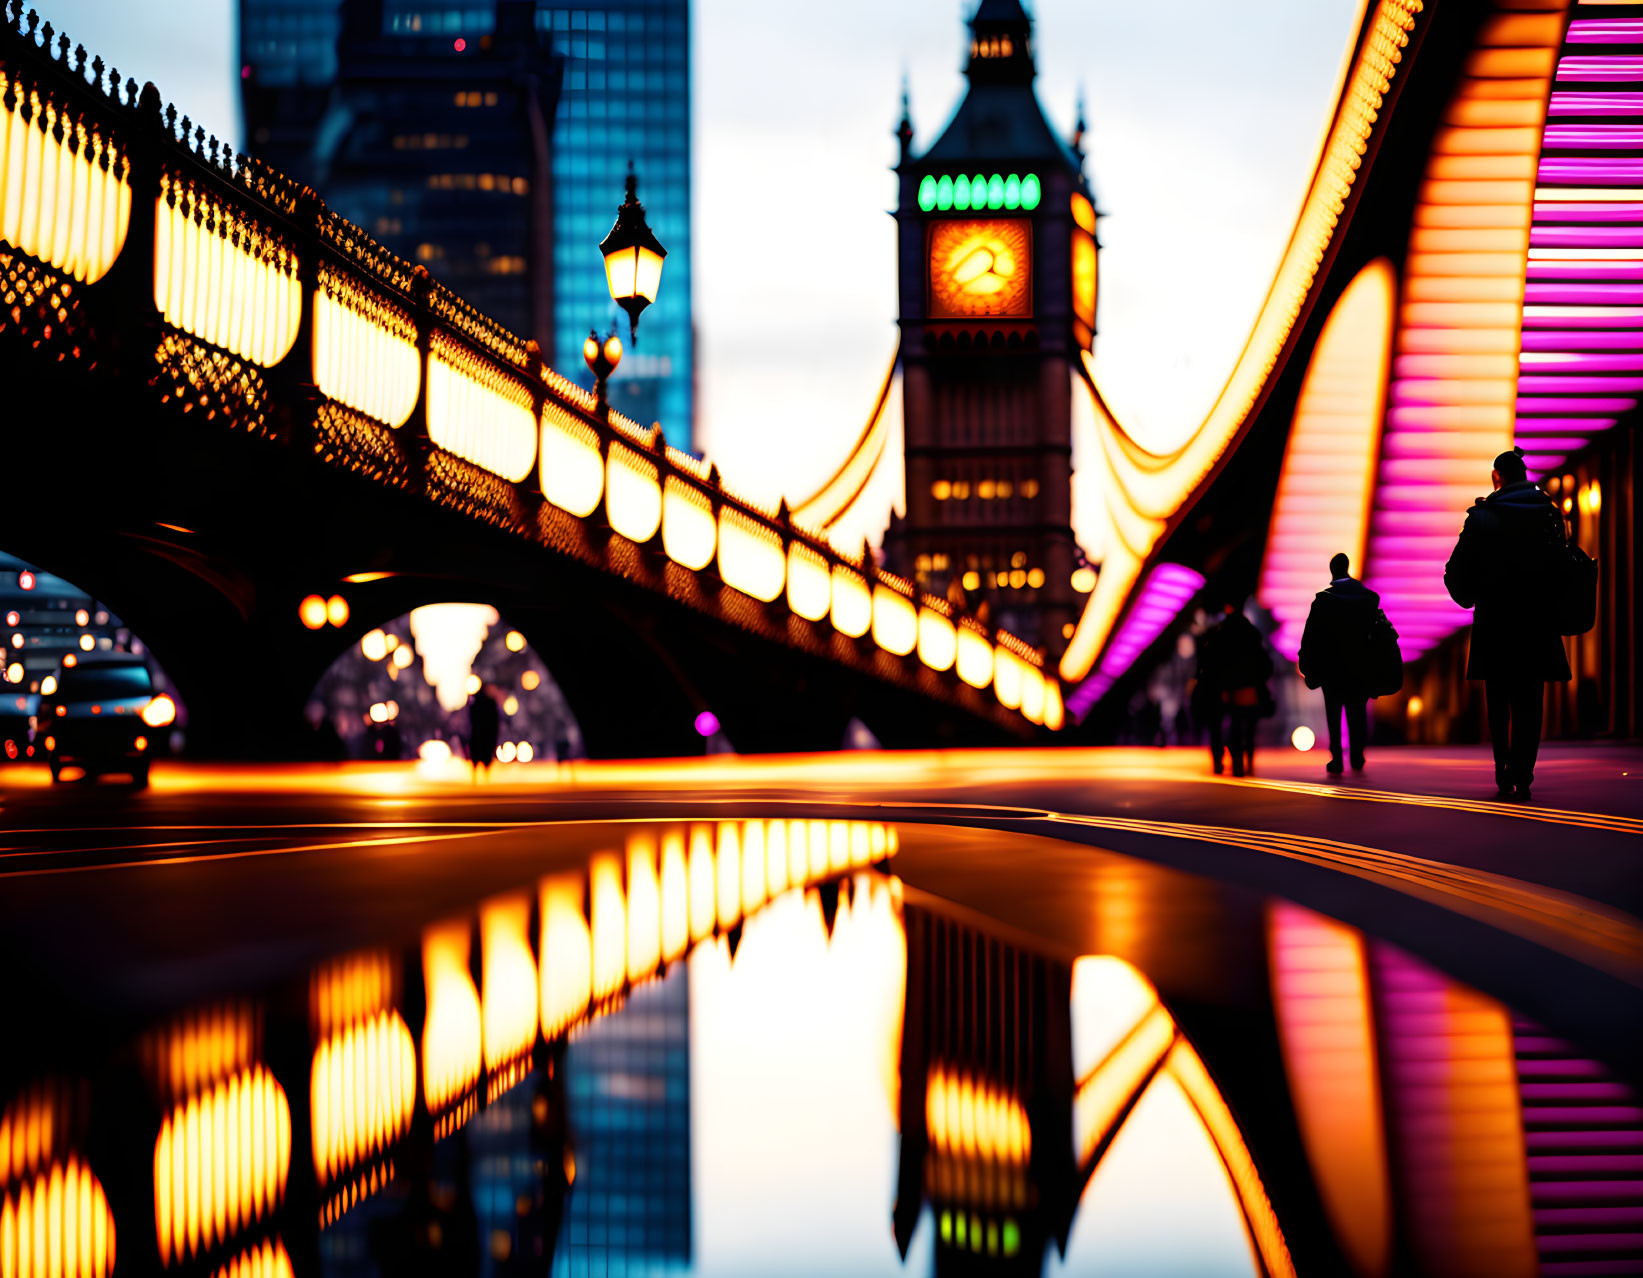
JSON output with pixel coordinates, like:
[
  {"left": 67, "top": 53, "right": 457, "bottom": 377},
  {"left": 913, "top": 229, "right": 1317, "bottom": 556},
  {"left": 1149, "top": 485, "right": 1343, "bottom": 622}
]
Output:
[{"left": 884, "top": 0, "right": 1096, "bottom": 659}]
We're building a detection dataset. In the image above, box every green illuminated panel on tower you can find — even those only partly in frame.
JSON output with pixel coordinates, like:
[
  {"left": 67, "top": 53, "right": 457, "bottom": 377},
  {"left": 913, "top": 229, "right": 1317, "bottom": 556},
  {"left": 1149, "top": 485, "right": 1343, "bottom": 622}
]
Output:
[{"left": 918, "top": 173, "right": 1040, "bottom": 213}]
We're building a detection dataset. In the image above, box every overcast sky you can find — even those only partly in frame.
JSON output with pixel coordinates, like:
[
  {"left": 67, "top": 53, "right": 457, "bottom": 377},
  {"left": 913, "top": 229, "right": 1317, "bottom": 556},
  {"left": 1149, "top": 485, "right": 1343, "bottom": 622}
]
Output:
[{"left": 32, "top": 0, "right": 1360, "bottom": 545}]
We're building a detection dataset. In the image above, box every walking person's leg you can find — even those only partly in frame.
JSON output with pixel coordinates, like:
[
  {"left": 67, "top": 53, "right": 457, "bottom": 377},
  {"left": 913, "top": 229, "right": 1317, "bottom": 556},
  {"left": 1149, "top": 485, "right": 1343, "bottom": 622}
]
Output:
[
  {"left": 1323, "top": 687, "right": 1345, "bottom": 774},
  {"left": 1207, "top": 709, "right": 1226, "bottom": 774},
  {"left": 1345, "top": 696, "right": 1368, "bottom": 770},
  {"left": 1510, "top": 678, "right": 1545, "bottom": 798},
  {"left": 1239, "top": 707, "right": 1258, "bottom": 775},
  {"left": 1484, "top": 679, "right": 1513, "bottom": 795}
]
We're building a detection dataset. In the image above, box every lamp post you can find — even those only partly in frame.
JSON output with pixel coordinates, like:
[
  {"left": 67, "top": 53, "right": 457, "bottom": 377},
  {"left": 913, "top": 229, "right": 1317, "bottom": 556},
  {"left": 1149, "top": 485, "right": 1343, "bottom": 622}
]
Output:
[
  {"left": 600, "top": 169, "right": 667, "bottom": 343},
  {"left": 584, "top": 327, "right": 623, "bottom": 416}
]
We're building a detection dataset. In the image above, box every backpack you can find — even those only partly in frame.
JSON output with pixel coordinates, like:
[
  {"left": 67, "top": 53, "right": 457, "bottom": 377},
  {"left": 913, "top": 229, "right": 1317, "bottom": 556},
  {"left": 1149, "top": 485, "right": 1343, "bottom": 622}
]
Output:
[
  {"left": 1555, "top": 542, "right": 1599, "bottom": 636},
  {"left": 1365, "top": 609, "right": 1404, "bottom": 698}
]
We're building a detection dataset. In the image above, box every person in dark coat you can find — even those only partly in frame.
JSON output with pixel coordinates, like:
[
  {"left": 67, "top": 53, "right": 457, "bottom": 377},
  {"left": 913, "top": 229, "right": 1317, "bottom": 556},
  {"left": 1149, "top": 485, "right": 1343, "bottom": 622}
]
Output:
[
  {"left": 467, "top": 684, "right": 501, "bottom": 779},
  {"left": 1195, "top": 601, "right": 1273, "bottom": 777},
  {"left": 1443, "top": 447, "right": 1571, "bottom": 801},
  {"left": 1298, "top": 552, "right": 1380, "bottom": 775}
]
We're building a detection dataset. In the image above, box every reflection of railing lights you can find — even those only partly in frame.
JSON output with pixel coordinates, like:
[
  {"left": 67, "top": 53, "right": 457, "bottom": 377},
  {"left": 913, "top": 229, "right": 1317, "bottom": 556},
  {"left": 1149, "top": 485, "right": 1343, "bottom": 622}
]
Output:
[
  {"left": 926, "top": 1065, "right": 1030, "bottom": 1164},
  {"left": 153, "top": 1066, "right": 290, "bottom": 1265},
  {"left": 0, "top": 1155, "right": 116, "bottom": 1278},
  {"left": 590, "top": 854, "right": 627, "bottom": 1002},
  {"left": 421, "top": 922, "right": 481, "bottom": 1116},
  {"left": 139, "top": 1002, "right": 260, "bottom": 1106},
  {"left": 480, "top": 894, "right": 538, "bottom": 1073},
  {"left": 539, "top": 875, "right": 592, "bottom": 1039},
  {"left": 212, "top": 1235, "right": 294, "bottom": 1278},
  {"left": 311, "top": 1012, "right": 414, "bottom": 1187}
]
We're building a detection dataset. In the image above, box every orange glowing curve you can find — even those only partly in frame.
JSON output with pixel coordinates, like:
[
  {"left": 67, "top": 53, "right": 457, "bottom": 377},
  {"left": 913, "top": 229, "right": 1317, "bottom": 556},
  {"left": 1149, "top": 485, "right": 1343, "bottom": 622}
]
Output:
[
  {"left": 789, "top": 344, "right": 900, "bottom": 532},
  {"left": 1060, "top": 0, "right": 1425, "bottom": 684},
  {"left": 1069, "top": 958, "right": 1296, "bottom": 1278}
]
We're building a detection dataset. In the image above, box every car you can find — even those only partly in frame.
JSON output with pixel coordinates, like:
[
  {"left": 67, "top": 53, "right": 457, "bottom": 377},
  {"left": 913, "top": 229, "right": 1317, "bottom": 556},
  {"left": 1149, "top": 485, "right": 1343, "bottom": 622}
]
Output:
[
  {"left": 1, "top": 688, "right": 36, "bottom": 763},
  {"left": 37, "top": 652, "right": 174, "bottom": 787}
]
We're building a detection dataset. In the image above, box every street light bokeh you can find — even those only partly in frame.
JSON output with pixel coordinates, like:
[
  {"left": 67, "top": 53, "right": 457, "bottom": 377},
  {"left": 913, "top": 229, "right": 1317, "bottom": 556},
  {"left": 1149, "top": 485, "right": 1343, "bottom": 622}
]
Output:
[{"left": 599, "top": 171, "right": 667, "bottom": 343}]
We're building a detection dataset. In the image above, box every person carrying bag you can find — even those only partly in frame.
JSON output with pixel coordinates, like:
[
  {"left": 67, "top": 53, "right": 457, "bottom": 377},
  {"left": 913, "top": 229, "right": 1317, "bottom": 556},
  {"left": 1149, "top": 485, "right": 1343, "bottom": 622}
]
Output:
[{"left": 1299, "top": 552, "right": 1399, "bottom": 774}]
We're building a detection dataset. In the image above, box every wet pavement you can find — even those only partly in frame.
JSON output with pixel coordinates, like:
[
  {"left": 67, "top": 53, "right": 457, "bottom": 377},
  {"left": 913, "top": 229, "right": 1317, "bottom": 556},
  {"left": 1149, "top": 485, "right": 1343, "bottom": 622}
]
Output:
[{"left": 1, "top": 795, "right": 1639, "bottom": 1277}]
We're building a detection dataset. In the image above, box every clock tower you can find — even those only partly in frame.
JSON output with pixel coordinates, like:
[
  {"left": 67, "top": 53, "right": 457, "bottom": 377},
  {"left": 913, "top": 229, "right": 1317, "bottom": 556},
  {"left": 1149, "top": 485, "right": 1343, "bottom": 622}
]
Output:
[{"left": 884, "top": 0, "right": 1097, "bottom": 658}]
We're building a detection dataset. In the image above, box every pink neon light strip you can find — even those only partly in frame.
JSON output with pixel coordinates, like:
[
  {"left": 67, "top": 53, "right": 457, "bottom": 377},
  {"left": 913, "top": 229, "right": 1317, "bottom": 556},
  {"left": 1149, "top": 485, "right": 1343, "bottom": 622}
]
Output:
[
  {"left": 1519, "top": 22, "right": 1643, "bottom": 487},
  {"left": 1068, "top": 562, "right": 1203, "bottom": 718}
]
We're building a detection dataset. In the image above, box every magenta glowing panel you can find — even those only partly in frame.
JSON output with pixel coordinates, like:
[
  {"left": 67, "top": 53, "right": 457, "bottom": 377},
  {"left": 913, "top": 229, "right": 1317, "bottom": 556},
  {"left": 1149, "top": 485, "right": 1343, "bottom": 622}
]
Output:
[
  {"left": 1067, "top": 562, "right": 1203, "bottom": 720},
  {"left": 1521, "top": 15, "right": 1643, "bottom": 485},
  {"left": 1363, "top": 31, "right": 1560, "bottom": 663}
]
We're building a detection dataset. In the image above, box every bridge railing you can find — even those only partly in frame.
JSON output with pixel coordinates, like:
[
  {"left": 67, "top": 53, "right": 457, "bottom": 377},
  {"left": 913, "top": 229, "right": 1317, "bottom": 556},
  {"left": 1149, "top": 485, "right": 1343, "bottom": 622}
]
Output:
[{"left": 0, "top": 2, "right": 1062, "bottom": 731}]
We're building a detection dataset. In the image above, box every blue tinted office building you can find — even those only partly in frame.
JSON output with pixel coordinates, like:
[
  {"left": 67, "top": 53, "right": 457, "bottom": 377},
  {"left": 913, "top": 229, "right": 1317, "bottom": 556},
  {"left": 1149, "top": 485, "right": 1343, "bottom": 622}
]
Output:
[
  {"left": 240, "top": 0, "right": 694, "bottom": 448},
  {"left": 537, "top": 3, "right": 692, "bottom": 447}
]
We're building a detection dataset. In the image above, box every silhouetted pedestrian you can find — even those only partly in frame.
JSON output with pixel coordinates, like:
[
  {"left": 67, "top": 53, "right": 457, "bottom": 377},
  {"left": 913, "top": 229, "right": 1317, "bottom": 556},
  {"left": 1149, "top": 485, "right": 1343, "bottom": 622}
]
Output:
[
  {"left": 1444, "top": 447, "right": 1571, "bottom": 801},
  {"left": 1298, "top": 552, "right": 1379, "bottom": 775},
  {"left": 1196, "top": 601, "right": 1272, "bottom": 777},
  {"left": 468, "top": 684, "right": 500, "bottom": 779}
]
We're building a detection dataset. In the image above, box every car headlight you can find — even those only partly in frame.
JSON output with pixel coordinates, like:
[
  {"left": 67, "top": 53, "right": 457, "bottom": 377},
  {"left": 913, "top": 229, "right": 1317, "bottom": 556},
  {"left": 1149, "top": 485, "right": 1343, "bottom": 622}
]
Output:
[{"left": 142, "top": 695, "right": 177, "bottom": 728}]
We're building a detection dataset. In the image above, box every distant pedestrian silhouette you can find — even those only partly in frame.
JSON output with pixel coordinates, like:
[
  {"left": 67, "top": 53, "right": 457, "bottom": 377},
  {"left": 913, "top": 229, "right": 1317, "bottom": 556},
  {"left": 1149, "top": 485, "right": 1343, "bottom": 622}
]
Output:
[
  {"left": 1298, "top": 552, "right": 1379, "bottom": 775},
  {"left": 1444, "top": 447, "right": 1571, "bottom": 801},
  {"left": 467, "top": 684, "right": 500, "bottom": 780},
  {"left": 1194, "top": 600, "right": 1272, "bottom": 777}
]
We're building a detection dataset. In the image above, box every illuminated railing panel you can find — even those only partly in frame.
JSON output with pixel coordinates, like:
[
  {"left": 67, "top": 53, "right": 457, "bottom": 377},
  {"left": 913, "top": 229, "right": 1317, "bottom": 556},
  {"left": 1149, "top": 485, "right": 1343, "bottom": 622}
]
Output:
[
  {"left": 871, "top": 583, "right": 918, "bottom": 656},
  {"left": 1366, "top": 2, "right": 1568, "bottom": 659},
  {"left": 0, "top": 73, "right": 130, "bottom": 283},
  {"left": 718, "top": 509, "right": 785, "bottom": 603},
  {"left": 831, "top": 566, "right": 872, "bottom": 638},
  {"left": 426, "top": 337, "right": 536, "bottom": 483},
  {"left": 606, "top": 442, "right": 662, "bottom": 544},
  {"left": 539, "top": 404, "right": 604, "bottom": 517},
  {"left": 786, "top": 542, "right": 832, "bottom": 621},
  {"left": 313, "top": 269, "right": 419, "bottom": 428},
  {"left": 955, "top": 625, "right": 993, "bottom": 689},
  {"left": 661, "top": 477, "right": 716, "bottom": 570},
  {"left": 1259, "top": 261, "right": 1395, "bottom": 661},
  {"left": 917, "top": 607, "right": 957, "bottom": 672},
  {"left": 154, "top": 176, "right": 299, "bottom": 368}
]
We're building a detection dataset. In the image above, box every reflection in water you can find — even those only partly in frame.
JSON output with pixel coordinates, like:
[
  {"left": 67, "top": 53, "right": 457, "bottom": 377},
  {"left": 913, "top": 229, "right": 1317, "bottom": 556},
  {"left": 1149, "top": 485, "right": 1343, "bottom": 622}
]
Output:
[
  {"left": 214, "top": 1235, "right": 295, "bottom": 1277},
  {"left": 139, "top": 1001, "right": 261, "bottom": 1105},
  {"left": 422, "top": 920, "right": 483, "bottom": 1125},
  {"left": 1373, "top": 944, "right": 1538, "bottom": 1278},
  {"left": 480, "top": 895, "right": 539, "bottom": 1094},
  {"left": 153, "top": 1065, "right": 292, "bottom": 1265},
  {"left": 0, "top": 1152, "right": 115, "bottom": 1278},
  {"left": 4, "top": 818, "right": 1637, "bottom": 1276},
  {"left": 310, "top": 952, "right": 417, "bottom": 1196},
  {"left": 1268, "top": 902, "right": 1390, "bottom": 1278}
]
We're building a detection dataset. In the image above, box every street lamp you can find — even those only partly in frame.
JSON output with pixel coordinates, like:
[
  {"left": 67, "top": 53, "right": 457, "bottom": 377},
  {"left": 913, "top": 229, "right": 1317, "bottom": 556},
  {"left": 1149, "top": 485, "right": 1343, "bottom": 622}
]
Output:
[
  {"left": 600, "top": 169, "right": 667, "bottom": 343},
  {"left": 584, "top": 327, "right": 623, "bottom": 414}
]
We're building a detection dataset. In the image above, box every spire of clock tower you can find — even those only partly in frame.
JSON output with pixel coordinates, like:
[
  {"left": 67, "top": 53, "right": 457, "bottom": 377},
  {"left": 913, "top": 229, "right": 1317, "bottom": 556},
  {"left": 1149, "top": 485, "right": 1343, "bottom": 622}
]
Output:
[{"left": 965, "top": 0, "right": 1035, "bottom": 85}]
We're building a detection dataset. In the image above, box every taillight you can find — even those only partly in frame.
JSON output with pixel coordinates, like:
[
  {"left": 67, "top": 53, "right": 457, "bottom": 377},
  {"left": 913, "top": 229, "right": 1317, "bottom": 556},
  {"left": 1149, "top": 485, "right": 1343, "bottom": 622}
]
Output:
[{"left": 142, "top": 695, "right": 177, "bottom": 728}]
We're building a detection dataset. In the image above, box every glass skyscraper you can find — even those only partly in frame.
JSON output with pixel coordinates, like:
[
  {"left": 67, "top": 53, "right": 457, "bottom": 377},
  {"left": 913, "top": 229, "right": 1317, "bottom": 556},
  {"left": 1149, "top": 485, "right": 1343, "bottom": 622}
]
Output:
[
  {"left": 239, "top": 0, "right": 694, "bottom": 447},
  {"left": 535, "top": 2, "right": 692, "bottom": 446}
]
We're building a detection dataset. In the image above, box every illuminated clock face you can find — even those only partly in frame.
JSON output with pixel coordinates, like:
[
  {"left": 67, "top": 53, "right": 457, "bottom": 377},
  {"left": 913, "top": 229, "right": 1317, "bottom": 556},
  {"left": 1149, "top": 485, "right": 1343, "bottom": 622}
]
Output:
[{"left": 928, "top": 219, "right": 1032, "bottom": 319}]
